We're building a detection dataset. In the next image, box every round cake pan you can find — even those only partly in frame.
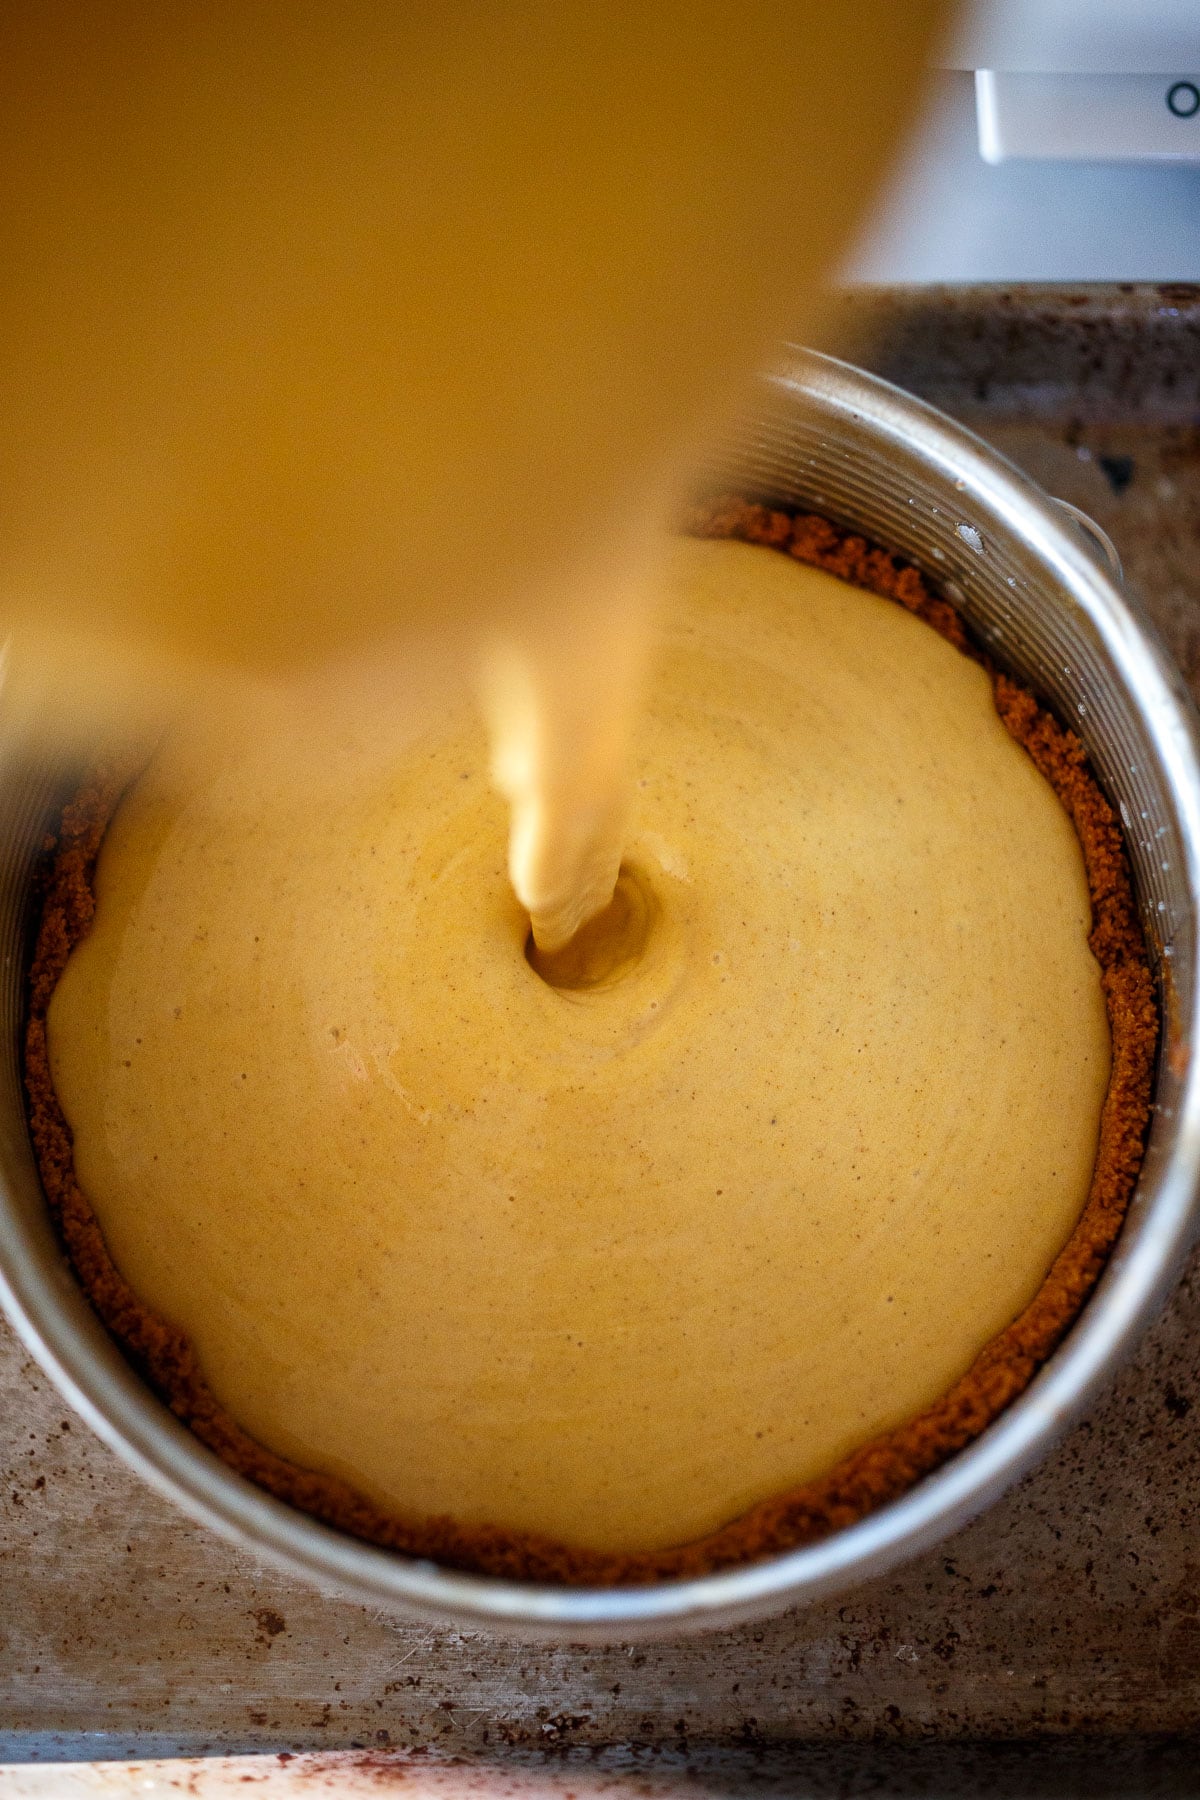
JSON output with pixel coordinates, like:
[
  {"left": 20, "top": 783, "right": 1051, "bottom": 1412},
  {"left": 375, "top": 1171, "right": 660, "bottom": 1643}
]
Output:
[{"left": 1, "top": 348, "right": 1198, "bottom": 1640}]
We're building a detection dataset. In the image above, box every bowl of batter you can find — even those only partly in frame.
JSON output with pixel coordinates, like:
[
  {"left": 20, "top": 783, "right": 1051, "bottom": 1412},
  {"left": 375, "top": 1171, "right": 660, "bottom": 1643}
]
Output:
[{"left": 2, "top": 350, "right": 1199, "bottom": 1636}]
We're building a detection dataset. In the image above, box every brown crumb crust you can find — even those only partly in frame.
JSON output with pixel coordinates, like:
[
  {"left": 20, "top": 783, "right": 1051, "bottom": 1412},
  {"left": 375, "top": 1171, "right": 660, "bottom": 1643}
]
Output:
[{"left": 24, "top": 498, "right": 1159, "bottom": 1586}]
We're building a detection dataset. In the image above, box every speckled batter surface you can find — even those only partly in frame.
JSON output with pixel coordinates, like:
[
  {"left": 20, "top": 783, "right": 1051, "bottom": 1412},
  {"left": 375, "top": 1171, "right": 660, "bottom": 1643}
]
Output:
[{"left": 26, "top": 501, "right": 1156, "bottom": 1583}]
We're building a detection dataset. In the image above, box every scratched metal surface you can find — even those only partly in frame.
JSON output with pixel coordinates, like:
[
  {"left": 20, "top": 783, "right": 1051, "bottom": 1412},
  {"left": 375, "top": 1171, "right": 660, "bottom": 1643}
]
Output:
[{"left": 2, "top": 287, "right": 1200, "bottom": 1785}]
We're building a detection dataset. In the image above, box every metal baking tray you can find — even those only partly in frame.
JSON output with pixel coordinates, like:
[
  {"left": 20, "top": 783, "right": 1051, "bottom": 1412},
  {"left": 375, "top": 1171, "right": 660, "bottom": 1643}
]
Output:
[{"left": 3, "top": 284, "right": 1200, "bottom": 1792}]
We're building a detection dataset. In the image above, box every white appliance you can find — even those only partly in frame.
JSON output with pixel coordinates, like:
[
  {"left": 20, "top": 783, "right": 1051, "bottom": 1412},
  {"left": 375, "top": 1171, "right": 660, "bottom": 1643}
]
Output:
[
  {"left": 846, "top": 0, "right": 1200, "bottom": 283},
  {"left": 955, "top": 0, "right": 1200, "bottom": 163}
]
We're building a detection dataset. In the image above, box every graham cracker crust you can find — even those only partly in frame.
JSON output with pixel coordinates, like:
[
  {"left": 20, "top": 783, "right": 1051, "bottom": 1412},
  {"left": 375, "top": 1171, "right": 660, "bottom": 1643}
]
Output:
[{"left": 23, "top": 500, "right": 1159, "bottom": 1585}]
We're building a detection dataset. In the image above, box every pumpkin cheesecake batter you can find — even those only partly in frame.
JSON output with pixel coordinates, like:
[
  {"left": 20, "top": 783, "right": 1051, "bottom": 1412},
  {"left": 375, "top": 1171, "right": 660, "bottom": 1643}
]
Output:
[{"left": 31, "top": 515, "right": 1155, "bottom": 1576}]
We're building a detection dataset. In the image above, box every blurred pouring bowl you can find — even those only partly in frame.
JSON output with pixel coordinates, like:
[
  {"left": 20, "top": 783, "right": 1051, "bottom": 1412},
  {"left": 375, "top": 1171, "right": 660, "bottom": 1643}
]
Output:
[{"left": 0, "top": 349, "right": 1198, "bottom": 1639}]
